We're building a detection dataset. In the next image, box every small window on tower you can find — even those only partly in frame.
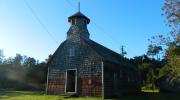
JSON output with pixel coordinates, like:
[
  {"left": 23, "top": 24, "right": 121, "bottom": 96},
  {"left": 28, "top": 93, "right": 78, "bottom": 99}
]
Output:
[
  {"left": 84, "top": 19, "right": 87, "bottom": 25},
  {"left": 69, "top": 46, "right": 75, "bottom": 56},
  {"left": 71, "top": 19, "right": 75, "bottom": 25}
]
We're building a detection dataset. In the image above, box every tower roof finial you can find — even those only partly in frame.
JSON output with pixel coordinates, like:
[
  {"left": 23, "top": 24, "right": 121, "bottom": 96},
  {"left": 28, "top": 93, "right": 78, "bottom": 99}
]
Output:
[{"left": 78, "top": 2, "right": 80, "bottom": 12}]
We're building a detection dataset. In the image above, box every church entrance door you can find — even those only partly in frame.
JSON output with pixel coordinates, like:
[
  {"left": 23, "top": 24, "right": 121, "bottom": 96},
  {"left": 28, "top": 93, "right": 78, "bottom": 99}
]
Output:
[{"left": 66, "top": 69, "right": 77, "bottom": 93}]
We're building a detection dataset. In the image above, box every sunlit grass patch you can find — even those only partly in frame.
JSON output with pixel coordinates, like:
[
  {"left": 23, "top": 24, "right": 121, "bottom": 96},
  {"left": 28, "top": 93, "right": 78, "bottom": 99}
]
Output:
[
  {"left": 0, "top": 90, "right": 101, "bottom": 100},
  {"left": 142, "top": 89, "right": 159, "bottom": 93},
  {"left": 0, "top": 90, "right": 62, "bottom": 100},
  {"left": 141, "top": 86, "right": 159, "bottom": 93}
]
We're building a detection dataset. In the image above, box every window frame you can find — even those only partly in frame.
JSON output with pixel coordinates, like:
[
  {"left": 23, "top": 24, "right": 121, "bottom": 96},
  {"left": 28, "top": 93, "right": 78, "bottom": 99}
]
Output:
[{"left": 69, "top": 46, "right": 75, "bottom": 57}]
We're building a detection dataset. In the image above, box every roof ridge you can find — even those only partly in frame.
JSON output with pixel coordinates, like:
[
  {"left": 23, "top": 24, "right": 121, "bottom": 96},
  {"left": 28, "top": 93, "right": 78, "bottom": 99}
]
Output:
[{"left": 83, "top": 39, "right": 123, "bottom": 64}]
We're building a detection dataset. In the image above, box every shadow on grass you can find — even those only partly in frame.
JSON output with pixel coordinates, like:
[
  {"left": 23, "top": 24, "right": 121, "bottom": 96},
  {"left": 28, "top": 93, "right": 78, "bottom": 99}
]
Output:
[
  {"left": 0, "top": 89, "right": 45, "bottom": 99},
  {"left": 112, "top": 92, "right": 180, "bottom": 100}
]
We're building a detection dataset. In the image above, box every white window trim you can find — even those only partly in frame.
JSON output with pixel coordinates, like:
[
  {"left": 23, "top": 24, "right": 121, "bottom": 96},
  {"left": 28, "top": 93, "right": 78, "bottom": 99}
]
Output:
[{"left": 101, "top": 61, "right": 104, "bottom": 99}]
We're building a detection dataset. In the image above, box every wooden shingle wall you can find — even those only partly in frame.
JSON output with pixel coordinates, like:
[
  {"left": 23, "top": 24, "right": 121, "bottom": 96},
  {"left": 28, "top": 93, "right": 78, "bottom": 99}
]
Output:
[{"left": 47, "top": 36, "right": 102, "bottom": 96}]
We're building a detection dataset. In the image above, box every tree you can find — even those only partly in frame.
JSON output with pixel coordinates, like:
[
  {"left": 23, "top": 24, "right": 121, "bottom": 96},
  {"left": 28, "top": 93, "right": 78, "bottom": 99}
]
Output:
[
  {"left": 149, "top": 0, "right": 180, "bottom": 46},
  {"left": 23, "top": 57, "right": 37, "bottom": 67},
  {"left": 45, "top": 54, "right": 52, "bottom": 63},
  {"left": 162, "top": 0, "right": 180, "bottom": 46},
  {"left": 26, "top": 62, "right": 47, "bottom": 85},
  {"left": 160, "top": 0, "right": 180, "bottom": 77},
  {"left": 148, "top": 0, "right": 180, "bottom": 92},
  {"left": 166, "top": 45, "right": 180, "bottom": 77},
  {"left": 13, "top": 54, "right": 23, "bottom": 65},
  {"left": 162, "top": 0, "right": 180, "bottom": 25},
  {"left": 147, "top": 45, "right": 162, "bottom": 59},
  {"left": 3, "top": 57, "right": 14, "bottom": 64},
  {"left": 0, "top": 49, "right": 4, "bottom": 64},
  {"left": 149, "top": 0, "right": 180, "bottom": 74},
  {"left": 131, "top": 55, "right": 163, "bottom": 89}
]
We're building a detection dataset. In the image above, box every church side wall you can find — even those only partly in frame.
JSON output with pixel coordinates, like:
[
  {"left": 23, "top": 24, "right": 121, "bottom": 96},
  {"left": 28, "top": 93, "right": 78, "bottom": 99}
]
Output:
[{"left": 103, "top": 62, "right": 141, "bottom": 98}]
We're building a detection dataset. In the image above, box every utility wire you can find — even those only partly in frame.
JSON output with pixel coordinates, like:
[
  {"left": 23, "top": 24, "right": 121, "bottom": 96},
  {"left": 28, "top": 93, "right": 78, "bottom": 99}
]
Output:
[
  {"left": 23, "top": 0, "right": 59, "bottom": 44},
  {"left": 24, "top": 0, "right": 121, "bottom": 47},
  {"left": 65, "top": 0, "right": 77, "bottom": 9},
  {"left": 91, "top": 21, "right": 121, "bottom": 46}
]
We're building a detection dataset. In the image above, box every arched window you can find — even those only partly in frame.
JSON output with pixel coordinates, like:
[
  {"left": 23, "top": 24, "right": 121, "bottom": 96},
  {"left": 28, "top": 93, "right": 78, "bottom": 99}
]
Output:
[{"left": 69, "top": 46, "right": 75, "bottom": 56}]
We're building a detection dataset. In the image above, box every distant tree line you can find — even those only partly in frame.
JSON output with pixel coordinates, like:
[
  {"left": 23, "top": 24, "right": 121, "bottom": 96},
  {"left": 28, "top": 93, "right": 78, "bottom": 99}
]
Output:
[
  {"left": 0, "top": 50, "right": 47, "bottom": 91},
  {"left": 130, "top": 54, "right": 164, "bottom": 91},
  {"left": 146, "top": 0, "right": 180, "bottom": 92},
  {"left": 128, "top": 0, "right": 180, "bottom": 93}
]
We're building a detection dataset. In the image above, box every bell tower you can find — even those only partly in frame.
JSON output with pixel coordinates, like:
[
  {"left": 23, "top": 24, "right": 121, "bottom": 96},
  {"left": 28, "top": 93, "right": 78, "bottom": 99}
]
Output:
[{"left": 67, "top": 3, "right": 90, "bottom": 40}]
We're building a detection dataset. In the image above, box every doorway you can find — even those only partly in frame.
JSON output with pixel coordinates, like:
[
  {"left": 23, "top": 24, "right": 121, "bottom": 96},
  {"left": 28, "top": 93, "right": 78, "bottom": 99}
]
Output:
[{"left": 66, "top": 69, "right": 77, "bottom": 93}]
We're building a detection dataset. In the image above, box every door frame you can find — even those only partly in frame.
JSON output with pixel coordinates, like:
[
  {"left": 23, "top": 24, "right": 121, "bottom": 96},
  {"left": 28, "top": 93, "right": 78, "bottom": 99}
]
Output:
[{"left": 65, "top": 69, "right": 77, "bottom": 93}]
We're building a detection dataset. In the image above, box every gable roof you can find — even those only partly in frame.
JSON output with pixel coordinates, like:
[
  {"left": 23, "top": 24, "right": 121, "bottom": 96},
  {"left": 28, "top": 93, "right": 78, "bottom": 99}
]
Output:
[
  {"left": 47, "top": 40, "right": 67, "bottom": 66},
  {"left": 84, "top": 39, "right": 124, "bottom": 64},
  {"left": 84, "top": 39, "right": 137, "bottom": 70}
]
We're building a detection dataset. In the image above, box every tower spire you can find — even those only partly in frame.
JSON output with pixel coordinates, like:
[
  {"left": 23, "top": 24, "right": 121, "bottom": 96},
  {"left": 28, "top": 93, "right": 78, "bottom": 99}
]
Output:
[
  {"left": 78, "top": 2, "right": 80, "bottom": 12},
  {"left": 67, "top": 2, "right": 90, "bottom": 40}
]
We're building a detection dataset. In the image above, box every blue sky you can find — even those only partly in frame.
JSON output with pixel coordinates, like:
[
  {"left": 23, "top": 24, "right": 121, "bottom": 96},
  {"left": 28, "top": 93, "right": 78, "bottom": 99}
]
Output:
[{"left": 0, "top": 0, "right": 169, "bottom": 61}]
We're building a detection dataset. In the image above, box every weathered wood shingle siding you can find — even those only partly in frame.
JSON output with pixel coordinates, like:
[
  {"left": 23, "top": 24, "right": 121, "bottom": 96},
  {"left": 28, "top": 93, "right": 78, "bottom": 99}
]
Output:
[
  {"left": 103, "top": 62, "right": 141, "bottom": 98},
  {"left": 47, "top": 37, "right": 102, "bottom": 96}
]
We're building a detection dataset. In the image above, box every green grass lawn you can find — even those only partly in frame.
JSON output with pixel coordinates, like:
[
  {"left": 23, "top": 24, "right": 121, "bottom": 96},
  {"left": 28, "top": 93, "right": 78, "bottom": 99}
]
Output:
[
  {"left": 0, "top": 90, "right": 180, "bottom": 100},
  {"left": 0, "top": 90, "right": 101, "bottom": 100}
]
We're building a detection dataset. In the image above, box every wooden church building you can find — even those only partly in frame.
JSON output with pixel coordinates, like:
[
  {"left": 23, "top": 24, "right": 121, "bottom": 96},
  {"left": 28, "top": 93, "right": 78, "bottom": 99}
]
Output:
[{"left": 46, "top": 9, "right": 141, "bottom": 98}]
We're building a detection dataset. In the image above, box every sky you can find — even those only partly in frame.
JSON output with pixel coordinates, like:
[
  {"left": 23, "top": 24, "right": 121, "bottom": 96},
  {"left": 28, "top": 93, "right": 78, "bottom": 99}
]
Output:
[{"left": 0, "top": 0, "right": 169, "bottom": 61}]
